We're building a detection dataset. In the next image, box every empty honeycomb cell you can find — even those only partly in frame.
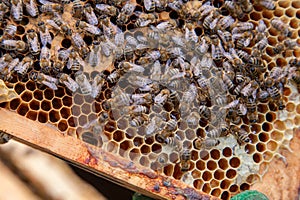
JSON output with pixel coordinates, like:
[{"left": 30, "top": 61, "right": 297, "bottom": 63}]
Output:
[
  {"left": 49, "top": 110, "right": 61, "bottom": 123},
  {"left": 267, "top": 35, "right": 278, "bottom": 45},
  {"left": 285, "top": 8, "right": 295, "bottom": 18},
  {"left": 265, "top": 112, "right": 276, "bottom": 122},
  {"left": 183, "top": 140, "right": 192, "bottom": 149},
  {"left": 62, "top": 96, "right": 72, "bottom": 107},
  {"left": 74, "top": 94, "right": 84, "bottom": 105},
  {"left": 294, "top": 116, "right": 300, "bottom": 126},
  {"left": 16, "top": 25, "right": 25, "bottom": 35},
  {"left": 199, "top": 150, "right": 210, "bottom": 160},
  {"left": 262, "top": 122, "right": 272, "bottom": 132},
  {"left": 220, "top": 179, "right": 231, "bottom": 190},
  {"left": 274, "top": 9, "right": 284, "bottom": 17},
  {"left": 229, "top": 184, "right": 239, "bottom": 193},
  {"left": 211, "top": 188, "right": 222, "bottom": 197},
  {"left": 250, "top": 12, "right": 262, "bottom": 21},
  {"left": 210, "top": 179, "right": 220, "bottom": 188},
  {"left": 125, "top": 128, "right": 136, "bottom": 139},
  {"left": 274, "top": 120, "right": 286, "bottom": 130},
  {"left": 113, "top": 130, "right": 124, "bottom": 142},
  {"left": 91, "top": 101, "right": 101, "bottom": 113},
  {"left": 193, "top": 179, "right": 204, "bottom": 190},
  {"left": 20, "top": 91, "right": 32, "bottom": 102},
  {"left": 87, "top": 113, "right": 97, "bottom": 122},
  {"left": 270, "top": 130, "right": 284, "bottom": 141},
  {"left": 214, "top": 169, "right": 225, "bottom": 180},
  {"left": 240, "top": 183, "right": 250, "bottom": 191},
  {"left": 26, "top": 111, "right": 37, "bottom": 121},
  {"left": 267, "top": 140, "right": 278, "bottom": 151},
  {"left": 207, "top": 160, "right": 217, "bottom": 171},
  {"left": 263, "top": 151, "right": 274, "bottom": 162},
  {"left": 44, "top": 88, "right": 54, "bottom": 100},
  {"left": 292, "top": 0, "right": 300, "bottom": 8},
  {"left": 229, "top": 157, "right": 241, "bottom": 168},
  {"left": 290, "top": 18, "right": 298, "bottom": 29},
  {"left": 297, "top": 10, "right": 300, "bottom": 19},
  {"left": 257, "top": 104, "right": 268, "bottom": 113},
  {"left": 191, "top": 150, "right": 199, "bottom": 161},
  {"left": 221, "top": 191, "right": 230, "bottom": 200},
  {"left": 67, "top": 117, "right": 76, "bottom": 127},
  {"left": 169, "top": 152, "right": 179, "bottom": 163},
  {"left": 144, "top": 137, "right": 154, "bottom": 146},
  {"left": 81, "top": 103, "right": 91, "bottom": 115},
  {"left": 9, "top": 98, "right": 20, "bottom": 110},
  {"left": 81, "top": 132, "right": 98, "bottom": 146},
  {"left": 202, "top": 171, "right": 213, "bottom": 182},
  {"left": 249, "top": 133, "right": 259, "bottom": 144},
  {"left": 59, "top": 107, "right": 71, "bottom": 119},
  {"left": 226, "top": 169, "right": 237, "bottom": 179},
  {"left": 54, "top": 87, "right": 65, "bottom": 98},
  {"left": 222, "top": 147, "right": 232, "bottom": 157},
  {"left": 259, "top": 132, "right": 270, "bottom": 142},
  {"left": 257, "top": 114, "right": 265, "bottom": 123},
  {"left": 29, "top": 99, "right": 40, "bottom": 110},
  {"left": 17, "top": 103, "right": 29, "bottom": 116},
  {"left": 278, "top": 0, "right": 290, "bottom": 8},
  {"left": 256, "top": 143, "right": 266, "bottom": 152},
  {"left": 276, "top": 57, "right": 288, "bottom": 67},
  {"left": 41, "top": 100, "right": 51, "bottom": 111},
  {"left": 33, "top": 90, "right": 43, "bottom": 101},
  {"left": 139, "top": 156, "right": 150, "bottom": 167},
  {"left": 164, "top": 164, "right": 174, "bottom": 177},
  {"left": 253, "top": 153, "right": 262, "bottom": 163},
  {"left": 120, "top": 140, "right": 132, "bottom": 152},
  {"left": 151, "top": 143, "right": 162, "bottom": 154},
  {"left": 38, "top": 111, "right": 48, "bottom": 123},
  {"left": 117, "top": 118, "right": 128, "bottom": 130},
  {"left": 178, "top": 120, "right": 188, "bottom": 130},
  {"left": 285, "top": 102, "right": 295, "bottom": 112},
  {"left": 104, "top": 121, "right": 117, "bottom": 132},
  {"left": 61, "top": 38, "right": 72, "bottom": 48},
  {"left": 196, "top": 160, "right": 206, "bottom": 170},
  {"left": 202, "top": 183, "right": 211, "bottom": 194},
  {"left": 218, "top": 158, "right": 229, "bottom": 170},
  {"left": 25, "top": 81, "right": 36, "bottom": 91},
  {"left": 52, "top": 98, "right": 62, "bottom": 109},
  {"left": 251, "top": 124, "right": 261, "bottom": 133},
  {"left": 245, "top": 144, "right": 256, "bottom": 154},
  {"left": 58, "top": 120, "right": 68, "bottom": 132},
  {"left": 185, "top": 129, "right": 196, "bottom": 140},
  {"left": 71, "top": 105, "right": 81, "bottom": 116},
  {"left": 210, "top": 149, "right": 220, "bottom": 160},
  {"left": 262, "top": 10, "right": 273, "bottom": 19}
]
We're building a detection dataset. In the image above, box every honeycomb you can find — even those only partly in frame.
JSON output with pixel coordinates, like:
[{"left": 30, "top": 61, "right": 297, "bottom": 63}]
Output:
[{"left": 0, "top": 0, "right": 299, "bottom": 199}]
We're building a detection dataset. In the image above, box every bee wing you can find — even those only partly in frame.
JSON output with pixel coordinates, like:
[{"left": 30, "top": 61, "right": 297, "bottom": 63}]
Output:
[
  {"left": 66, "top": 58, "right": 73, "bottom": 69},
  {"left": 42, "top": 81, "right": 58, "bottom": 90},
  {"left": 85, "top": 24, "right": 101, "bottom": 35},
  {"left": 130, "top": 63, "right": 145, "bottom": 73},
  {"left": 46, "top": 19, "right": 61, "bottom": 30},
  {"left": 143, "top": 0, "right": 153, "bottom": 11},
  {"left": 114, "top": 28, "right": 125, "bottom": 46},
  {"left": 140, "top": 19, "right": 152, "bottom": 27},
  {"left": 25, "top": 0, "right": 38, "bottom": 17},
  {"left": 38, "top": 0, "right": 53, "bottom": 4},
  {"left": 210, "top": 17, "right": 219, "bottom": 30},
  {"left": 8, "top": 58, "right": 19, "bottom": 72},
  {"left": 95, "top": 4, "right": 108, "bottom": 11},
  {"left": 84, "top": 10, "right": 98, "bottom": 26}
]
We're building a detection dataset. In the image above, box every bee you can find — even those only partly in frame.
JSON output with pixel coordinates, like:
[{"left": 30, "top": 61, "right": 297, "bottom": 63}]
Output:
[
  {"left": 203, "top": 10, "right": 220, "bottom": 30},
  {"left": 143, "top": 0, "right": 155, "bottom": 12},
  {"left": 256, "top": 19, "right": 267, "bottom": 33},
  {"left": 154, "top": 89, "right": 170, "bottom": 105},
  {"left": 72, "top": 0, "right": 84, "bottom": 18},
  {"left": 217, "top": 15, "right": 235, "bottom": 30},
  {"left": 145, "top": 115, "right": 164, "bottom": 137},
  {"left": 67, "top": 49, "right": 85, "bottom": 71},
  {"left": 180, "top": 149, "right": 191, "bottom": 172},
  {"left": 11, "top": 0, "right": 23, "bottom": 22},
  {"left": 1, "top": 39, "right": 27, "bottom": 52},
  {"left": 107, "top": 70, "right": 121, "bottom": 84},
  {"left": 91, "top": 73, "right": 105, "bottom": 99},
  {"left": 211, "top": 43, "right": 224, "bottom": 61},
  {"left": 135, "top": 12, "right": 157, "bottom": 27},
  {"left": 186, "top": 111, "right": 200, "bottom": 127},
  {"left": 125, "top": 105, "right": 149, "bottom": 117},
  {"left": 95, "top": 4, "right": 118, "bottom": 17},
  {"left": 40, "top": 3, "right": 63, "bottom": 14},
  {"left": 237, "top": 102, "right": 248, "bottom": 116},
  {"left": 75, "top": 71, "right": 92, "bottom": 95},
  {"left": 0, "top": 131, "right": 12, "bottom": 144},
  {"left": 70, "top": 32, "right": 89, "bottom": 57},
  {"left": 184, "top": 23, "right": 198, "bottom": 44},
  {"left": 258, "top": 90, "right": 269, "bottom": 102},
  {"left": 231, "top": 126, "right": 251, "bottom": 145},
  {"left": 86, "top": 41, "right": 101, "bottom": 67},
  {"left": 219, "top": 120, "right": 230, "bottom": 136},
  {"left": 29, "top": 71, "right": 58, "bottom": 90},
  {"left": 125, "top": 35, "right": 138, "bottom": 47},
  {"left": 194, "top": 137, "right": 220, "bottom": 150},
  {"left": 0, "top": 3, "right": 9, "bottom": 24},
  {"left": 2, "top": 24, "right": 17, "bottom": 39},
  {"left": 284, "top": 39, "right": 298, "bottom": 49},
  {"left": 53, "top": 48, "right": 69, "bottom": 73},
  {"left": 222, "top": 73, "right": 234, "bottom": 91},
  {"left": 39, "top": 46, "right": 51, "bottom": 73},
  {"left": 130, "top": 114, "right": 149, "bottom": 127},
  {"left": 131, "top": 93, "right": 153, "bottom": 105},
  {"left": 289, "top": 58, "right": 300, "bottom": 68},
  {"left": 239, "top": 0, "right": 253, "bottom": 13},
  {"left": 116, "top": 2, "right": 136, "bottom": 25},
  {"left": 26, "top": 29, "right": 40, "bottom": 56},
  {"left": 267, "top": 86, "right": 281, "bottom": 101},
  {"left": 273, "top": 43, "right": 285, "bottom": 55},
  {"left": 58, "top": 73, "right": 79, "bottom": 93},
  {"left": 0, "top": 57, "right": 19, "bottom": 81},
  {"left": 0, "top": 54, "right": 13, "bottom": 70},
  {"left": 23, "top": 0, "right": 38, "bottom": 17},
  {"left": 155, "top": 128, "right": 173, "bottom": 144},
  {"left": 237, "top": 22, "right": 254, "bottom": 31},
  {"left": 206, "top": 127, "right": 222, "bottom": 138},
  {"left": 12, "top": 56, "right": 32, "bottom": 76},
  {"left": 227, "top": 108, "right": 241, "bottom": 124},
  {"left": 139, "top": 82, "right": 160, "bottom": 94},
  {"left": 199, "top": 105, "right": 211, "bottom": 121},
  {"left": 259, "top": 0, "right": 276, "bottom": 10},
  {"left": 37, "top": 21, "right": 52, "bottom": 46},
  {"left": 254, "top": 37, "right": 268, "bottom": 52},
  {"left": 76, "top": 20, "right": 101, "bottom": 35},
  {"left": 137, "top": 50, "right": 161, "bottom": 65},
  {"left": 51, "top": 15, "right": 73, "bottom": 36},
  {"left": 82, "top": 3, "right": 98, "bottom": 26},
  {"left": 271, "top": 18, "right": 292, "bottom": 37},
  {"left": 111, "top": 87, "right": 132, "bottom": 107}
]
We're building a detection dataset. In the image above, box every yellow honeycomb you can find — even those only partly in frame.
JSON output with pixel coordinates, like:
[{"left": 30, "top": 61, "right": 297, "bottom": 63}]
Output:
[{"left": 0, "top": 0, "right": 299, "bottom": 199}]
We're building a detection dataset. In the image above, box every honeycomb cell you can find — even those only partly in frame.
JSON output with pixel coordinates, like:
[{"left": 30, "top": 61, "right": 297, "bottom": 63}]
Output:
[
  {"left": 60, "top": 107, "right": 71, "bottom": 119},
  {"left": 58, "top": 120, "right": 68, "bottom": 132},
  {"left": 218, "top": 158, "right": 229, "bottom": 170},
  {"left": 185, "top": 129, "right": 196, "bottom": 140},
  {"left": 199, "top": 150, "right": 210, "bottom": 160},
  {"left": 226, "top": 169, "right": 237, "bottom": 179},
  {"left": 38, "top": 111, "right": 48, "bottom": 123},
  {"left": 21, "top": 91, "right": 32, "bottom": 102},
  {"left": 274, "top": 120, "right": 286, "bottom": 130},
  {"left": 44, "top": 88, "right": 54, "bottom": 100},
  {"left": 229, "top": 184, "right": 239, "bottom": 193},
  {"left": 16, "top": 25, "right": 25, "bottom": 35},
  {"left": 151, "top": 143, "right": 162, "bottom": 154},
  {"left": 222, "top": 147, "right": 232, "bottom": 157},
  {"left": 214, "top": 169, "right": 225, "bottom": 181},
  {"left": 290, "top": 18, "right": 298, "bottom": 29},
  {"left": 202, "top": 171, "right": 212, "bottom": 182},
  {"left": 9, "top": 98, "right": 21, "bottom": 110},
  {"left": 266, "top": 112, "right": 276, "bottom": 122},
  {"left": 196, "top": 160, "right": 206, "bottom": 170},
  {"left": 193, "top": 179, "right": 204, "bottom": 190},
  {"left": 113, "top": 130, "right": 124, "bottom": 142},
  {"left": 263, "top": 151, "right": 274, "bottom": 162},
  {"left": 33, "top": 90, "right": 43, "bottom": 101},
  {"left": 245, "top": 144, "right": 256, "bottom": 154},
  {"left": 61, "top": 38, "right": 71, "bottom": 48},
  {"left": 82, "top": 132, "right": 98, "bottom": 146},
  {"left": 202, "top": 183, "right": 211, "bottom": 194},
  {"left": 51, "top": 98, "right": 62, "bottom": 110},
  {"left": 274, "top": 9, "right": 284, "bottom": 17},
  {"left": 207, "top": 160, "right": 217, "bottom": 171},
  {"left": 139, "top": 156, "right": 150, "bottom": 167},
  {"left": 258, "top": 132, "right": 270, "bottom": 142},
  {"left": 249, "top": 134, "right": 259, "bottom": 144},
  {"left": 106, "top": 141, "right": 118, "bottom": 153},
  {"left": 49, "top": 110, "right": 60, "bottom": 123},
  {"left": 120, "top": 140, "right": 132, "bottom": 152},
  {"left": 253, "top": 153, "right": 262, "bottom": 163},
  {"left": 211, "top": 188, "right": 221, "bottom": 197},
  {"left": 210, "top": 179, "right": 220, "bottom": 188},
  {"left": 26, "top": 111, "right": 37, "bottom": 121},
  {"left": 40, "top": 100, "right": 51, "bottom": 111},
  {"left": 125, "top": 128, "right": 136, "bottom": 139},
  {"left": 251, "top": 124, "right": 261, "bottom": 133},
  {"left": 164, "top": 164, "right": 174, "bottom": 177},
  {"left": 221, "top": 191, "right": 230, "bottom": 200},
  {"left": 220, "top": 179, "right": 231, "bottom": 190},
  {"left": 292, "top": 0, "right": 300, "bottom": 8},
  {"left": 105, "top": 121, "right": 117, "bottom": 133},
  {"left": 17, "top": 103, "right": 29, "bottom": 116},
  {"left": 169, "top": 152, "right": 179, "bottom": 163},
  {"left": 262, "top": 10, "right": 273, "bottom": 19},
  {"left": 276, "top": 57, "right": 288, "bottom": 67},
  {"left": 256, "top": 143, "right": 266, "bottom": 152},
  {"left": 267, "top": 140, "right": 278, "bottom": 151},
  {"left": 67, "top": 117, "right": 76, "bottom": 127},
  {"left": 250, "top": 12, "right": 261, "bottom": 21},
  {"left": 62, "top": 96, "right": 72, "bottom": 107},
  {"left": 29, "top": 99, "right": 40, "bottom": 110},
  {"left": 240, "top": 183, "right": 250, "bottom": 191},
  {"left": 25, "top": 81, "right": 36, "bottom": 91},
  {"left": 81, "top": 103, "right": 91, "bottom": 115},
  {"left": 229, "top": 157, "right": 241, "bottom": 168},
  {"left": 191, "top": 150, "right": 199, "bottom": 161},
  {"left": 278, "top": 1, "right": 290, "bottom": 8},
  {"left": 54, "top": 87, "right": 65, "bottom": 98},
  {"left": 262, "top": 122, "right": 272, "bottom": 132}
]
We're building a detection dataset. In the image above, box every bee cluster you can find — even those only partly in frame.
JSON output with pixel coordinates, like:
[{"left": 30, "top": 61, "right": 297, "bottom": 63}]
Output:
[{"left": 0, "top": 0, "right": 299, "bottom": 199}]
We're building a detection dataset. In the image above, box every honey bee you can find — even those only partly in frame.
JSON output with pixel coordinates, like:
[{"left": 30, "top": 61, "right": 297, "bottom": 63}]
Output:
[
  {"left": 273, "top": 43, "right": 284, "bottom": 55},
  {"left": 239, "top": 0, "right": 253, "bottom": 13},
  {"left": 24, "top": 0, "right": 38, "bottom": 17},
  {"left": 131, "top": 93, "right": 153, "bottom": 105},
  {"left": 72, "top": 0, "right": 83, "bottom": 18},
  {"left": 116, "top": 2, "right": 136, "bottom": 25},
  {"left": 196, "top": 36, "right": 209, "bottom": 55},
  {"left": 256, "top": 19, "right": 267, "bottom": 33},
  {"left": 165, "top": 134, "right": 182, "bottom": 152},
  {"left": 259, "top": 0, "right": 276, "bottom": 10},
  {"left": 70, "top": 32, "right": 89, "bottom": 57},
  {"left": 1, "top": 39, "right": 27, "bottom": 52},
  {"left": 95, "top": 4, "right": 118, "bottom": 17},
  {"left": 13, "top": 56, "right": 32, "bottom": 76},
  {"left": 236, "top": 22, "right": 254, "bottom": 31},
  {"left": 91, "top": 73, "right": 105, "bottom": 99},
  {"left": 284, "top": 39, "right": 298, "bottom": 49},
  {"left": 289, "top": 58, "right": 300, "bottom": 68},
  {"left": 53, "top": 48, "right": 70, "bottom": 72},
  {"left": 254, "top": 37, "right": 268, "bottom": 52},
  {"left": 180, "top": 149, "right": 191, "bottom": 172},
  {"left": 2, "top": 24, "right": 17, "bottom": 39},
  {"left": 67, "top": 49, "right": 85, "bottom": 71},
  {"left": 199, "top": 105, "right": 211, "bottom": 121},
  {"left": 39, "top": 46, "right": 51, "bottom": 73},
  {"left": 83, "top": 3, "right": 98, "bottom": 25},
  {"left": 227, "top": 108, "right": 241, "bottom": 124},
  {"left": 37, "top": 21, "right": 52, "bottom": 46},
  {"left": 194, "top": 137, "right": 220, "bottom": 150},
  {"left": 134, "top": 12, "right": 157, "bottom": 27},
  {"left": 237, "top": 102, "right": 248, "bottom": 116},
  {"left": 247, "top": 111, "right": 258, "bottom": 123},
  {"left": 111, "top": 87, "right": 132, "bottom": 107},
  {"left": 203, "top": 10, "right": 220, "bottom": 30},
  {"left": 58, "top": 73, "right": 79, "bottom": 93},
  {"left": 217, "top": 15, "right": 235, "bottom": 30},
  {"left": 211, "top": 43, "right": 224, "bottom": 61},
  {"left": 86, "top": 41, "right": 101, "bottom": 67},
  {"left": 40, "top": 3, "right": 64, "bottom": 14},
  {"left": 76, "top": 20, "right": 101, "bottom": 35},
  {"left": 154, "top": 89, "right": 170, "bottom": 105},
  {"left": 231, "top": 126, "right": 251, "bottom": 145},
  {"left": 258, "top": 90, "right": 269, "bottom": 102},
  {"left": 11, "top": 0, "right": 23, "bottom": 22},
  {"left": 26, "top": 29, "right": 40, "bottom": 56},
  {"left": 125, "top": 105, "right": 149, "bottom": 116},
  {"left": 139, "top": 82, "right": 161, "bottom": 94},
  {"left": 0, "top": 4, "right": 9, "bottom": 24},
  {"left": 184, "top": 23, "right": 198, "bottom": 44},
  {"left": 0, "top": 57, "right": 19, "bottom": 81},
  {"left": 0, "top": 54, "right": 13, "bottom": 70},
  {"left": 0, "top": 131, "right": 12, "bottom": 144},
  {"left": 137, "top": 50, "right": 161, "bottom": 65},
  {"left": 143, "top": 0, "right": 155, "bottom": 12},
  {"left": 206, "top": 127, "right": 222, "bottom": 138},
  {"left": 29, "top": 71, "right": 58, "bottom": 90},
  {"left": 186, "top": 111, "right": 200, "bottom": 127},
  {"left": 130, "top": 114, "right": 149, "bottom": 127},
  {"left": 145, "top": 115, "right": 164, "bottom": 137},
  {"left": 222, "top": 72, "right": 234, "bottom": 91},
  {"left": 75, "top": 71, "right": 92, "bottom": 95},
  {"left": 107, "top": 70, "right": 121, "bottom": 84},
  {"left": 271, "top": 18, "right": 292, "bottom": 37}
]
